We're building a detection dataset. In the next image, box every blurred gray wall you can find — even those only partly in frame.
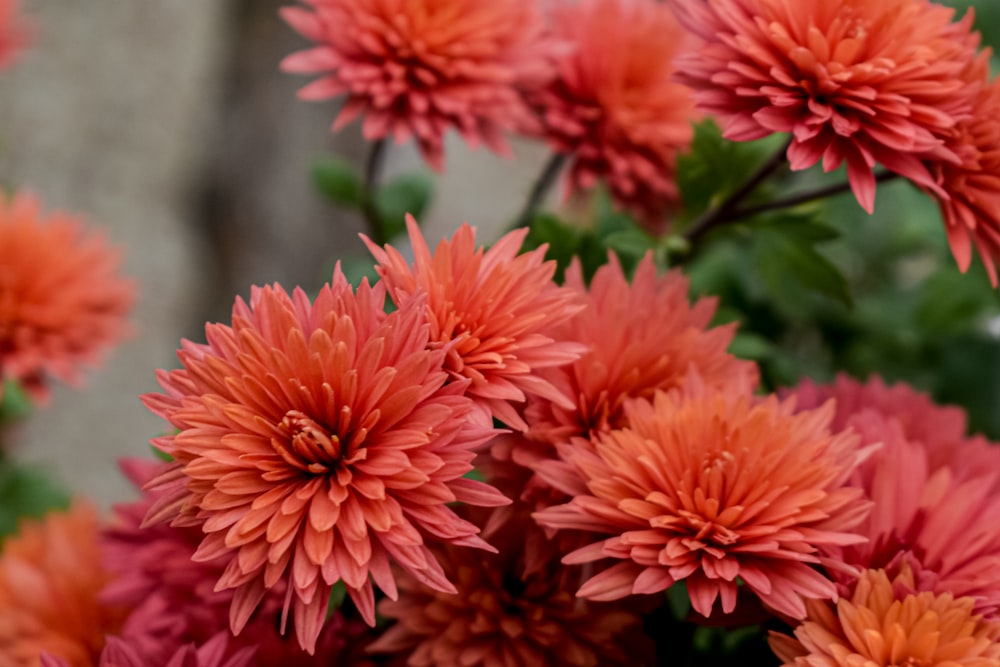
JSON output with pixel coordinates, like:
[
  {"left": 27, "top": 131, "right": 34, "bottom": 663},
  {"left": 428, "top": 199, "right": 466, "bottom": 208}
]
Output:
[{"left": 0, "top": 1, "right": 547, "bottom": 505}]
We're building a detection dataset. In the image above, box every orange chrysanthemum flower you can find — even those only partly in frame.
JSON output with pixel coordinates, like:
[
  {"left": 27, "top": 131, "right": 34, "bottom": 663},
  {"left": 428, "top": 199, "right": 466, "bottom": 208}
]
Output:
[
  {"left": 770, "top": 565, "right": 1000, "bottom": 667},
  {"left": 142, "top": 267, "right": 508, "bottom": 654},
  {"left": 363, "top": 216, "right": 585, "bottom": 431},
  {"left": 0, "top": 504, "right": 127, "bottom": 667},
  {"left": 40, "top": 635, "right": 255, "bottom": 667},
  {"left": 534, "top": 382, "right": 870, "bottom": 619},
  {"left": 528, "top": 0, "right": 698, "bottom": 231},
  {"left": 0, "top": 0, "right": 28, "bottom": 70},
  {"left": 368, "top": 506, "right": 651, "bottom": 667},
  {"left": 280, "top": 0, "right": 553, "bottom": 170},
  {"left": 928, "top": 76, "right": 1000, "bottom": 285},
  {"left": 668, "top": 0, "right": 983, "bottom": 213},
  {"left": 0, "top": 192, "right": 134, "bottom": 402}
]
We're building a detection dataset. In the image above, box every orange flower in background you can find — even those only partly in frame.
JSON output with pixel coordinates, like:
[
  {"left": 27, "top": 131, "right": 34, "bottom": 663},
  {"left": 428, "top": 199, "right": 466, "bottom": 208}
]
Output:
[
  {"left": 0, "top": 192, "right": 134, "bottom": 402},
  {"left": 928, "top": 77, "right": 1000, "bottom": 285},
  {"left": 363, "top": 216, "right": 585, "bottom": 431},
  {"left": 770, "top": 565, "right": 1000, "bottom": 666},
  {"left": 668, "top": 0, "right": 984, "bottom": 213},
  {"left": 0, "top": 504, "right": 127, "bottom": 667},
  {"left": 280, "top": 0, "right": 553, "bottom": 170},
  {"left": 0, "top": 0, "right": 28, "bottom": 70},
  {"left": 142, "top": 267, "right": 508, "bottom": 654},
  {"left": 369, "top": 506, "right": 651, "bottom": 667},
  {"left": 530, "top": 0, "right": 698, "bottom": 231},
  {"left": 535, "top": 382, "right": 870, "bottom": 619}
]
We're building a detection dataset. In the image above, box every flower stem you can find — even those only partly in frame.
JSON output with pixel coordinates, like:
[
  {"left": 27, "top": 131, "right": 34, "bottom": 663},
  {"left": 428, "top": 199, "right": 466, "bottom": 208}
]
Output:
[
  {"left": 724, "top": 171, "right": 901, "bottom": 220},
  {"left": 682, "top": 139, "right": 792, "bottom": 246},
  {"left": 361, "top": 138, "right": 388, "bottom": 245},
  {"left": 511, "top": 152, "right": 567, "bottom": 231}
]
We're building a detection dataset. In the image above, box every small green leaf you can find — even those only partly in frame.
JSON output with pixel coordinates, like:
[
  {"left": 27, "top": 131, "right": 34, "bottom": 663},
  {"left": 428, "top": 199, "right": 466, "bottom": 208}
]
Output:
[
  {"left": 523, "top": 213, "right": 585, "bottom": 283},
  {"left": 0, "top": 463, "right": 71, "bottom": 540},
  {"left": 327, "top": 580, "right": 348, "bottom": 617},
  {"left": 753, "top": 227, "right": 852, "bottom": 307},
  {"left": 666, "top": 581, "right": 691, "bottom": 621},
  {"left": 312, "top": 156, "right": 364, "bottom": 208},
  {"left": 462, "top": 467, "right": 486, "bottom": 482},
  {"left": 603, "top": 228, "right": 656, "bottom": 261},
  {"left": 375, "top": 173, "right": 434, "bottom": 241},
  {"left": 0, "top": 378, "right": 32, "bottom": 426}
]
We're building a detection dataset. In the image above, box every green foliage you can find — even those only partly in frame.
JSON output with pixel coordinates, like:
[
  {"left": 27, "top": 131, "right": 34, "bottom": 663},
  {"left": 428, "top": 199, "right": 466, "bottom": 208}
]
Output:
[
  {"left": 0, "top": 461, "right": 71, "bottom": 541},
  {"left": 752, "top": 218, "right": 851, "bottom": 308},
  {"left": 373, "top": 172, "right": 434, "bottom": 241},
  {"left": 312, "top": 156, "right": 364, "bottom": 208},
  {"left": 0, "top": 378, "right": 32, "bottom": 427},
  {"left": 326, "top": 580, "right": 348, "bottom": 617}
]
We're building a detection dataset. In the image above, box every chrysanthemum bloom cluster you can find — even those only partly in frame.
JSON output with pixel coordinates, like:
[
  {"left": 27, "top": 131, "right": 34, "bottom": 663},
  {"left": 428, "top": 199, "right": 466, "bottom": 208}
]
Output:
[
  {"left": 364, "top": 216, "right": 585, "bottom": 431},
  {"left": 535, "top": 382, "right": 870, "bottom": 619},
  {"left": 0, "top": 192, "right": 134, "bottom": 401},
  {"left": 529, "top": 0, "right": 698, "bottom": 231},
  {"left": 280, "top": 0, "right": 554, "bottom": 170},
  {"left": 103, "top": 460, "right": 376, "bottom": 666},
  {"left": 369, "top": 506, "right": 651, "bottom": 667},
  {"left": 668, "top": 0, "right": 983, "bottom": 214},
  {"left": 142, "top": 266, "right": 510, "bottom": 654},
  {"left": 0, "top": 0, "right": 28, "bottom": 70},
  {"left": 770, "top": 564, "right": 1000, "bottom": 666},
  {"left": 40, "top": 634, "right": 255, "bottom": 667},
  {"left": 789, "top": 375, "right": 1000, "bottom": 619},
  {"left": 0, "top": 504, "right": 127, "bottom": 667}
]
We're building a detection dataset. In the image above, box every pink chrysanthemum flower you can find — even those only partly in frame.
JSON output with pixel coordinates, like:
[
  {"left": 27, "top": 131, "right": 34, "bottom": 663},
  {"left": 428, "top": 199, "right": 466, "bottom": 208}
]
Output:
[
  {"left": 280, "top": 0, "right": 553, "bottom": 170},
  {"left": 770, "top": 564, "right": 1000, "bottom": 667},
  {"left": 534, "top": 382, "right": 870, "bottom": 619},
  {"left": 528, "top": 0, "right": 698, "bottom": 231},
  {"left": 368, "top": 506, "right": 651, "bottom": 667},
  {"left": 363, "top": 216, "right": 585, "bottom": 431},
  {"left": 141, "top": 267, "right": 508, "bottom": 654},
  {"left": 668, "top": 0, "right": 984, "bottom": 213},
  {"left": 0, "top": 0, "right": 28, "bottom": 70},
  {"left": 0, "top": 504, "right": 128, "bottom": 667},
  {"left": 928, "top": 76, "right": 1000, "bottom": 285},
  {"left": 0, "top": 192, "right": 134, "bottom": 402},
  {"left": 103, "top": 460, "right": 377, "bottom": 666},
  {"left": 41, "top": 634, "right": 255, "bottom": 667}
]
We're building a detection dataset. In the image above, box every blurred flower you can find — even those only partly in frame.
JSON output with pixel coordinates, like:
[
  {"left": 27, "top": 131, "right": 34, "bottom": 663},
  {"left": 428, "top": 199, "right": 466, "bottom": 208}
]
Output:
[
  {"left": 102, "top": 459, "right": 378, "bottom": 666},
  {"left": 529, "top": 0, "right": 698, "bottom": 231},
  {"left": 770, "top": 564, "right": 1000, "bottom": 666},
  {"left": 0, "top": 504, "right": 127, "bottom": 667},
  {"left": 369, "top": 506, "right": 651, "bottom": 667},
  {"left": 0, "top": 0, "right": 28, "bottom": 70},
  {"left": 280, "top": 0, "right": 553, "bottom": 170},
  {"left": 928, "top": 76, "right": 1000, "bottom": 285},
  {"left": 668, "top": 0, "right": 983, "bottom": 213},
  {"left": 364, "top": 216, "right": 585, "bottom": 431},
  {"left": 534, "top": 382, "right": 870, "bottom": 619},
  {"left": 0, "top": 192, "right": 134, "bottom": 402},
  {"left": 40, "top": 634, "right": 255, "bottom": 667},
  {"left": 141, "top": 267, "right": 507, "bottom": 654}
]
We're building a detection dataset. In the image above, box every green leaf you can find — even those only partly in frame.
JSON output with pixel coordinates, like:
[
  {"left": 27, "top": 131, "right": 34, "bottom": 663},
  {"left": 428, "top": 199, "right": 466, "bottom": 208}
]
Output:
[
  {"left": 327, "top": 580, "right": 348, "bottom": 617},
  {"left": 666, "top": 581, "right": 691, "bottom": 621},
  {"left": 462, "top": 467, "right": 486, "bottom": 482},
  {"left": 523, "top": 214, "right": 586, "bottom": 283},
  {"left": 312, "top": 156, "right": 364, "bottom": 208},
  {"left": 916, "top": 268, "right": 997, "bottom": 335},
  {"left": 602, "top": 228, "right": 656, "bottom": 261},
  {"left": 0, "top": 463, "right": 71, "bottom": 540},
  {"left": 0, "top": 378, "right": 32, "bottom": 426},
  {"left": 375, "top": 173, "right": 434, "bottom": 241},
  {"left": 753, "top": 227, "right": 852, "bottom": 307}
]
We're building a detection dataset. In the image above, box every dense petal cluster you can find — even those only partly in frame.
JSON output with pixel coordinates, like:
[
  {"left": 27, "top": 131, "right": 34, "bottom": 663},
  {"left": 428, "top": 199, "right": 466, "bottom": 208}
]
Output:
[
  {"left": 0, "top": 504, "right": 127, "bottom": 667},
  {"left": 528, "top": 0, "right": 698, "bottom": 230},
  {"left": 668, "top": 0, "right": 983, "bottom": 213},
  {"left": 0, "top": 192, "right": 134, "bottom": 401},
  {"left": 280, "top": 0, "right": 553, "bottom": 169},
  {"left": 141, "top": 267, "right": 508, "bottom": 654},
  {"left": 369, "top": 507, "right": 650, "bottom": 667},
  {"left": 364, "top": 216, "right": 585, "bottom": 431},
  {"left": 535, "top": 383, "right": 870, "bottom": 619},
  {"left": 40, "top": 635, "right": 255, "bottom": 667},
  {"left": 770, "top": 565, "right": 1000, "bottom": 666},
  {"left": 0, "top": 0, "right": 28, "bottom": 69}
]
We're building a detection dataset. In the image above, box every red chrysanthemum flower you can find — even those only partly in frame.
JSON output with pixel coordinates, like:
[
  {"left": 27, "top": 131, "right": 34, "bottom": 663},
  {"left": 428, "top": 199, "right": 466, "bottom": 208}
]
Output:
[
  {"left": 0, "top": 0, "right": 28, "bottom": 70},
  {"left": 368, "top": 506, "right": 652, "bottom": 667},
  {"left": 668, "top": 0, "right": 984, "bottom": 213},
  {"left": 102, "top": 459, "right": 378, "bottom": 666},
  {"left": 770, "top": 564, "right": 1000, "bottom": 667},
  {"left": 534, "top": 381, "right": 870, "bottom": 619},
  {"left": 40, "top": 634, "right": 255, "bottom": 667},
  {"left": 927, "top": 76, "right": 1000, "bottom": 285},
  {"left": 529, "top": 0, "right": 698, "bottom": 231},
  {"left": 280, "top": 0, "right": 554, "bottom": 170},
  {"left": 363, "top": 216, "right": 585, "bottom": 431},
  {"left": 0, "top": 504, "right": 128, "bottom": 667},
  {"left": 0, "top": 192, "right": 134, "bottom": 402},
  {"left": 141, "top": 267, "right": 508, "bottom": 654}
]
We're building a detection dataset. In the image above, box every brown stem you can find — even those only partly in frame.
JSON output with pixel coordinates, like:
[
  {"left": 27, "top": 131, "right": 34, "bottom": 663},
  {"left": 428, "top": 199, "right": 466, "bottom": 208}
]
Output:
[
  {"left": 360, "top": 138, "right": 388, "bottom": 245},
  {"left": 510, "top": 152, "right": 567, "bottom": 231},
  {"left": 723, "top": 171, "right": 901, "bottom": 220}
]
